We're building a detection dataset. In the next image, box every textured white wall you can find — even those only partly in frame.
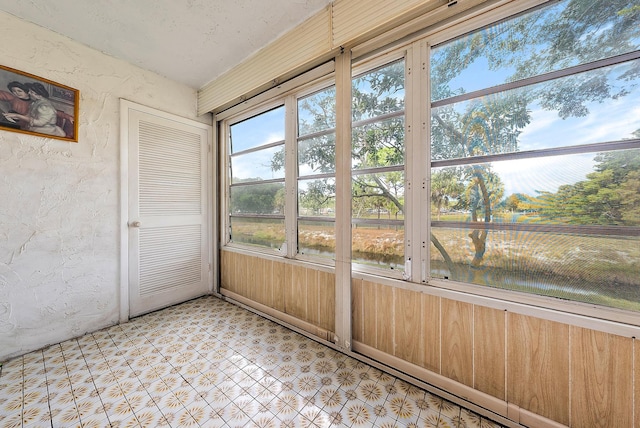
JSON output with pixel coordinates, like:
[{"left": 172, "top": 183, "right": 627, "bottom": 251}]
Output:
[{"left": 0, "top": 11, "right": 208, "bottom": 361}]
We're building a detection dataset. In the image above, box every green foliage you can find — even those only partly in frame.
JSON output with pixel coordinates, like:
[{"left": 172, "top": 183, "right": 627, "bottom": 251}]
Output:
[
  {"left": 230, "top": 180, "right": 285, "bottom": 215},
  {"left": 299, "top": 179, "right": 335, "bottom": 214},
  {"left": 431, "top": 169, "right": 465, "bottom": 219},
  {"left": 505, "top": 194, "right": 521, "bottom": 212},
  {"left": 538, "top": 150, "right": 640, "bottom": 225}
]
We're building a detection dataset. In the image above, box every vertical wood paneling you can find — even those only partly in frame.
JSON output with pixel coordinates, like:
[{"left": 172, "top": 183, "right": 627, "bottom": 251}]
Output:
[
  {"left": 264, "top": 260, "right": 274, "bottom": 305},
  {"left": 251, "top": 257, "right": 270, "bottom": 305},
  {"left": 351, "top": 278, "right": 363, "bottom": 343},
  {"left": 633, "top": 337, "right": 640, "bottom": 428},
  {"left": 284, "top": 263, "right": 294, "bottom": 316},
  {"left": 285, "top": 264, "right": 307, "bottom": 319},
  {"left": 421, "top": 292, "right": 440, "bottom": 373},
  {"left": 220, "top": 250, "right": 231, "bottom": 290},
  {"left": 635, "top": 338, "right": 639, "bottom": 428},
  {"left": 394, "top": 288, "right": 422, "bottom": 365},
  {"left": 362, "top": 280, "right": 378, "bottom": 348},
  {"left": 441, "top": 299, "right": 473, "bottom": 387},
  {"left": 507, "top": 314, "right": 570, "bottom": 425},
  {"left": 306, "top": 269, "right": 320, "bottom": 325},
  {"left": 220, "top": 253, "right": 333, "bottom": 337},
  {"left": 272, "top": 260, "right": 285, "bottom": 312},
  {"left": 375, "top": 283, "right": 395, "bottom": 355},
  {"left": 570, "top": 327, "right": 633, "bottom": 427},
  {"left": 474, "top": 306, "right": 505, "bottom": 400},
  {"left": 318, "top": 271, "right": 335, "bottom": 332},
  {"left": 246, "top": 254, "right": 257, "bottom": 302},
  {"left": 236, "top": 253, "right": 248, "bottom": 297}
]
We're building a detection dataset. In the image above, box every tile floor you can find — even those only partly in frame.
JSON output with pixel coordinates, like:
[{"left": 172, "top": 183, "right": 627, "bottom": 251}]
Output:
[{"left": 0, "top": 296, "right": 506, "bottom": 428}]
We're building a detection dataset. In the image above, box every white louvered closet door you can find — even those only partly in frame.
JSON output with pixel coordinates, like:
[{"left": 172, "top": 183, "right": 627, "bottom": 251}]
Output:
[{"left": 127, "top": 107, "right": 210, "bottom": 317}]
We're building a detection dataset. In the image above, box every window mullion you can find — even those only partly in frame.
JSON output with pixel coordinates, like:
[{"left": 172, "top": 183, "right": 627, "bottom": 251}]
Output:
[
  {"left": 334, "top": 51, "right": 353, "bottom": 351},
  {"left": 220, "top": 119, "right": 232, "bottom": 245},
  {"left": 421, "top": 40, "right": 432, "bottom": 284},
  {"left": 284, "top": 95, "right": 298, "bottom": 258},
  {"left": 403, "top": 45, "right": 417, "bottom": 282},
  {"left": 406, "top": 40, "right": 430, "bottom": 284}
]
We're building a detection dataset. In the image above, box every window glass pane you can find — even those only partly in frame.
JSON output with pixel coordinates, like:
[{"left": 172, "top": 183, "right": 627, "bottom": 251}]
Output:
[
  {"left": 429, "top": 148, "right": 640, "bottom": 311},
  {"left": 298, "top": 87, "right": 336, "bottom": 136},
  {"left": 231, "top": 144, "right": 285, "bottom": 183},
  {"left": 230, "top": 106, "right": 285, "bottom": 153},
  {"left": 431, "top": 59, "right": 640, "bottom": 161},
  {"left": 430, "top": 227, "right": 640, "bottom": 311},
  {"left": 352, "top": 171, "right": 405, "bottom": 220},
  {"left": 298, "top": 178, "right": 335, "bottom": 217},
  {"left": 351, "top": 60, "right": 406, "bottom": 274},
  {"left": 352, "top": 223, "right": 404, "bottom": 270},
  {"left": 298, "top": 220, "right": 335, "bottom": 259},
  {"left": 431, "top": 0, "right": 640, "bottom": 102},
  {"left": 352, "top": 61, "right": 405, "bottom": 122},
  {"left": 298, "top": 134, "right": 335, "bottom": 176},
  {"left": 230, "top": 182, "right": 285, "bottom": 215},
  {"left": 230, "top": 217, "right": 285, "bottom": 250},
  {"left": 428, "top": 0, "right": 640, "bottom": 314},
  {"left": 352, "top": 116, "right": 405, "bottom": 169}
]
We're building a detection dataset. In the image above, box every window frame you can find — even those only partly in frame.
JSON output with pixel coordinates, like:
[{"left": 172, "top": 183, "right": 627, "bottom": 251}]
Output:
[
  {"left": 293, "top": 80, "right": 338, "bottom": 263},
  {"left": 223, "top": 100, "right": 287, "bottom": 255},
  {"left": 220, "top": 74, "right": 338, "bottom": 265},
  {"left": 349, "top": 51, "right": 411, "bottom": 280},
  {"left": 418, "top": 0, "right": 640, "bottom": 325}
]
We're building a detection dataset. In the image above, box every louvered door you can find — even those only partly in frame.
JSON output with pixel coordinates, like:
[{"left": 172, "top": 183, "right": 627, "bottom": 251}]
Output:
[{"left": 127, "top": 105, "right": 210, "bottom": 317}]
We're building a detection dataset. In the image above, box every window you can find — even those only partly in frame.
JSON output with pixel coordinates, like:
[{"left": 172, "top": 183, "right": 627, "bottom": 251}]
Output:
[
  {"left": 228, "top": 106, "right": 286, "bottom": 250},
  {"left": 223, "top": 78, "right": 336, "bottom": 261},
  {"left": 351, "top": 60, "right": 406, "bottom": 272},
  {"left": 428, "top": 0, "right": 640, "bottom": 311},
  {"left": 297, "top": 86, "right": 337, "bottom": 259},
  {"left": 220, "top": 0, "right": 640, "bottom": 316}
]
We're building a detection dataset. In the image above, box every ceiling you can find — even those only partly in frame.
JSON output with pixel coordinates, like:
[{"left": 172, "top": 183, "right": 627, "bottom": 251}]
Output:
[{"left": 0, "top": 0, "right": 332, "bottom": 89}]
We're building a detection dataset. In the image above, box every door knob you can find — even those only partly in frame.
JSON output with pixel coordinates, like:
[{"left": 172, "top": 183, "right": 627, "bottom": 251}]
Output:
[{"left": 130, "top": 221, "right": 141, "bottom": 227}]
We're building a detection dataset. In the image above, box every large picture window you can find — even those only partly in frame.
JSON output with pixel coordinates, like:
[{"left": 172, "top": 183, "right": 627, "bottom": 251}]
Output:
[{"left": 428, "top": 0, "right": 640, "bottom": 311}]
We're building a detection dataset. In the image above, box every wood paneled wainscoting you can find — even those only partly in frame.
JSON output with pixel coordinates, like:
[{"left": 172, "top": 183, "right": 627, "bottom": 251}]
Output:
[
  {"left": 220, "top": 249, "right": 335, "bottom": 342},
  {"left": 352, "top": 277, "right": 638, "bottom": 428}
]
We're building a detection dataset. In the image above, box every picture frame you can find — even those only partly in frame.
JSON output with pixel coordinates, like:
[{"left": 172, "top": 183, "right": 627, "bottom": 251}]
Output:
[{"left": 0, "top": 65, "right": 79, "bottom": 142}]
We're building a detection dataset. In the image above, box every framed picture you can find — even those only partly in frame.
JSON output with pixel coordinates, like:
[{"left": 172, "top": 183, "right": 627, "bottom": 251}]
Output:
[{"left": 0, "top": 65, "right": 79, "bottom": 142}]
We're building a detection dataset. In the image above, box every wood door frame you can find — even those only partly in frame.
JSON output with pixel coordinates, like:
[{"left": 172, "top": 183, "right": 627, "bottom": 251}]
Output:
[{"left": 119, "top": 99, "right": 214, "bottom": 323}]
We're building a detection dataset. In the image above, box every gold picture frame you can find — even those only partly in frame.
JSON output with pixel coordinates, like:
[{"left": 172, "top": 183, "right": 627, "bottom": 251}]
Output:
[{"left": 0, "top": 65, "right": 79, "bottom": 142}]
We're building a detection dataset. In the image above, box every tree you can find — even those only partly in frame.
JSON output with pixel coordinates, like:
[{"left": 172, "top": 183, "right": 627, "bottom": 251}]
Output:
[
  {"left": 539, "top": 150, "right": 640, "bottom": 226},
  {"left": 231, "top": 179, "right": 284, "bottom": 215},
  {"left": 505, "top": 194, "right": 521, "bottom": 213},
  {"left": 431, "top": 169, "right": 465, "bottom": 220},
  {"left": 299, "top": 179, "right": 335, "bottom": 215}
]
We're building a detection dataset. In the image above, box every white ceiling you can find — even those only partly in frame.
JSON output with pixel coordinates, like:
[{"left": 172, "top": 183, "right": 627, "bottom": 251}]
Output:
[{"left": 0, "top": 0, "right": 332, "bottom": 89}]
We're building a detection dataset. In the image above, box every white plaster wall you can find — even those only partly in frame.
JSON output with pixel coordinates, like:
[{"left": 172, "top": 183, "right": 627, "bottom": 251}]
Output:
[{"left": 0, "top": 11, "right": 209, "bottom": 361}]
